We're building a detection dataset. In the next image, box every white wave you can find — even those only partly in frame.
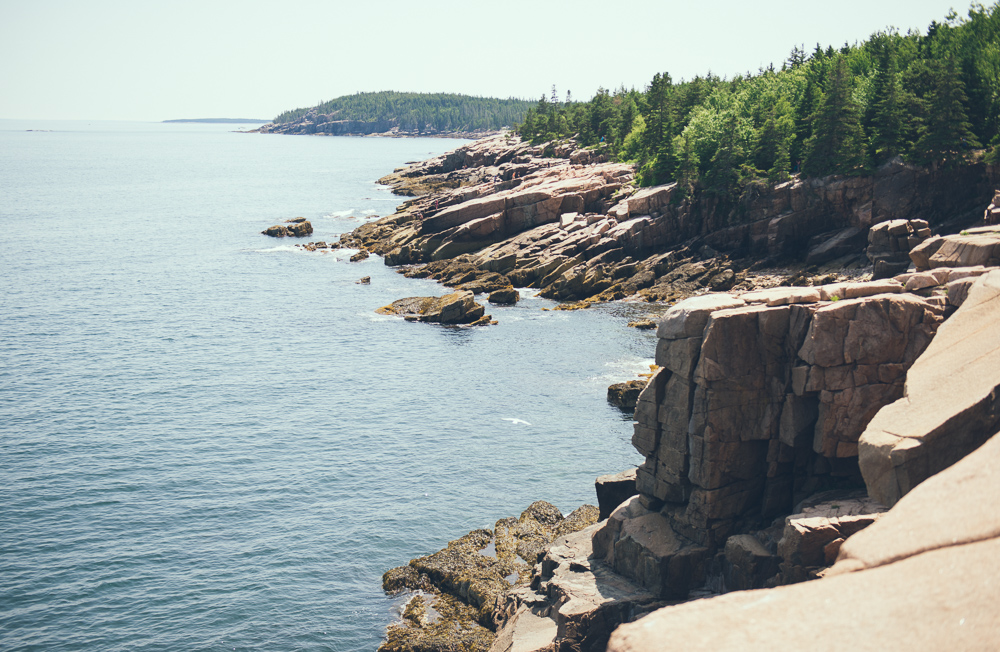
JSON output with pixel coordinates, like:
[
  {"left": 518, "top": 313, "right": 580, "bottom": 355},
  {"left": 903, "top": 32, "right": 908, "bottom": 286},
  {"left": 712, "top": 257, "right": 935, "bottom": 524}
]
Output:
[{"left": 502, "top": 418, "right": 532, "bottom": 426}]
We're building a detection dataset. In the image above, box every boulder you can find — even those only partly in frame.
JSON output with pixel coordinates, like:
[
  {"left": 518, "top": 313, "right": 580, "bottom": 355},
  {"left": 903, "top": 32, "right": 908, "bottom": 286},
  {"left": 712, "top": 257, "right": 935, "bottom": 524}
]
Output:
[
  {"left": 859, "top": 270, "right": 1000, "bottom": 506},
  {"left": 722, "top": 534, "right": 779, "bottom": 591},
  {"left": 488, "top": 288, "right": 520, "bottom": 305},
  {"left": 261, "top": 225, "right": 291, "bottom": 237},
  {"left": 607, "top": 379, "right": 647, "bottom": 411},
  {"left": 595, "top": 468, "right": 639, "bottom": 521},
  {"left": 375, "top": 290, "right": 489, "bottom": 325},
  {"left": 774, "top": 493, "right": 885, "bottom": 583}
]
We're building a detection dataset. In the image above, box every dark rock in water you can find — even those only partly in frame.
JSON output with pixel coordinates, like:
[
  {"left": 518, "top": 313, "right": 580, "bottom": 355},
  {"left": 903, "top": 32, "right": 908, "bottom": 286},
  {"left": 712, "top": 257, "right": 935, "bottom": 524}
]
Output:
[
  {"left": 376, "top": 290, "right": 490, "bottom": 325},
  {"left": 288, "top": 220, "right": 313, "bottom": 237},
  {"left": 285, "top": 217, "right": 307, "bottom": 224},
  {"left": 356, "top": 276, "right": 371, "bottom": 285},
  {"left": 261, "top": 225, "right": 291, "bottom": 237},
  {"left": 350, "top": 249, "right": 370, "bottom": 262},
  {"left": 607, "top": 379, "right": 648, "bottom": 410},
  {"left": 262, "top": 219, "right": 313, "bottom": 237},
  {"left": 488, "top": 288, "right": 519, "bottom": 305},
  {"left": 596, "top": 468, "right": 639, "bottom": 521}
]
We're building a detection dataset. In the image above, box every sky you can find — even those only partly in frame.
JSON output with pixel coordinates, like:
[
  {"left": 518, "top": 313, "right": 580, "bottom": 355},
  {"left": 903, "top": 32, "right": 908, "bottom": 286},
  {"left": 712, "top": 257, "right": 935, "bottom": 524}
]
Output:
[{"left": 0, "top": 0, "right": 972, "bottom": 121}]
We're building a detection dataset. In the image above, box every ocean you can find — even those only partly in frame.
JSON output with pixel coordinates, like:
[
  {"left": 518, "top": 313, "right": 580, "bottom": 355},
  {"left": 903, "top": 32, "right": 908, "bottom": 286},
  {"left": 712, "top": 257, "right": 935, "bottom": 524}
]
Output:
[{"left": 0, "top": 120, "right": 651, "bottom": 650}]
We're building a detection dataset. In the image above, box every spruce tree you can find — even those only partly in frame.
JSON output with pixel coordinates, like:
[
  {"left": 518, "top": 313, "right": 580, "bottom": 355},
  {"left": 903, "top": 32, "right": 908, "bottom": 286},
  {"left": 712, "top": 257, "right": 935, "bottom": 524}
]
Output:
[
  {"left": 912, "top": 58, "right": 981, "bottom": 164},
  {"left": 866, "top": 36, "right": 907, "bottom": 164},
  {"left": 802, "top": 55, "right": 867, "bottom": 176}
]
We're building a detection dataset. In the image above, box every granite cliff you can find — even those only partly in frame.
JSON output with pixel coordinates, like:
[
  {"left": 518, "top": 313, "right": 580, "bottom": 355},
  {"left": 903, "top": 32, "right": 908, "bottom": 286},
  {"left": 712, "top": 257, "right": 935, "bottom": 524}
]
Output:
[{"left": 349, "top": 135, "right": 1000, "bottom": 651}]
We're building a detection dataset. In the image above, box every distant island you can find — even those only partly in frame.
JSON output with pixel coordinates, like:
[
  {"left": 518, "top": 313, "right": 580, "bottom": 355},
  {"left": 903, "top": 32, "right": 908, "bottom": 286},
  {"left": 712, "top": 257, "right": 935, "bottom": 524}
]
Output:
[
  {"left": 254, "top": 91, "right": 533, "bottom": 137},
  {"left": 163, "top": 118, "right": 269, "bottom": 124}
]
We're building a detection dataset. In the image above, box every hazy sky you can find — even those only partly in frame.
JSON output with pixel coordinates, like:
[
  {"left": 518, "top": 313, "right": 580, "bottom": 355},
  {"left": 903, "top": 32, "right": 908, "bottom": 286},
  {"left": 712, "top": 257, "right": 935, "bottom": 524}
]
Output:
[{"left": 0, "top": 0, "right": 968, "bottom": 121}]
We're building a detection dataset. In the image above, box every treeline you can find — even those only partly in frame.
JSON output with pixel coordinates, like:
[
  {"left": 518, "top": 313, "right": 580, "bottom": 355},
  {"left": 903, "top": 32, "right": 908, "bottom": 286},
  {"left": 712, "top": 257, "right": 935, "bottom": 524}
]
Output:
[
  {"left": 519, "top": 3, "right": 1000, "bottom": 193},
  {"left": 273, "top": 92, "right": 534, "bottom": 132}
]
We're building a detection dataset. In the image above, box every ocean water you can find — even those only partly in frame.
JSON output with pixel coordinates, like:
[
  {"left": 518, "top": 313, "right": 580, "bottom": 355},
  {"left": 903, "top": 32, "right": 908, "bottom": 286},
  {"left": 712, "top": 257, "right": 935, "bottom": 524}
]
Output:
[{"left": 0, "top": 121, "right": 651, "bottom": 651}]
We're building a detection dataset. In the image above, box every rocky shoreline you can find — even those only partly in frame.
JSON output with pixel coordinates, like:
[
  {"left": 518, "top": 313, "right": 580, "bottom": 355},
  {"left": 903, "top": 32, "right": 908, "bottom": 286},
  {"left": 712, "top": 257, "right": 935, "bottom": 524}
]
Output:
[{"left": 319, "top": 134, "right": 1000, "bottom": 651}]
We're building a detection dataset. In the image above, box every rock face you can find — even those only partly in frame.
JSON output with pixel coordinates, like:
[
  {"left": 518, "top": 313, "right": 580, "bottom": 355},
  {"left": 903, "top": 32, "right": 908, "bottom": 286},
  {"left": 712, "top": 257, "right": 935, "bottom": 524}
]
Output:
[
  {"left": 575, "top": 280, "right": 942, "bottom": 607},
  {"left": 342, "top": 134, "right": 996, "bottom": 306},
  {"left": 375, "top": 290, "right": 492, "bottom": 325},
  {"left": 606, "top": 430, "right": 1000, "bottom": 652},
  {"left": 859, "top": 269, "right": 1000, "bottom": 506}
]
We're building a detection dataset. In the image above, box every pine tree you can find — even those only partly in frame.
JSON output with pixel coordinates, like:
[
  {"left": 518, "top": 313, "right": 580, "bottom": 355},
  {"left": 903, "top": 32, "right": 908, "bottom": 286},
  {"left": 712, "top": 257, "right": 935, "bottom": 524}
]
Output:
[
  {"left": 912, "top": 58, "right": 981, "bottom": 164},
  {"left": 802, "top": 55, "right": 867, "bottom": 176},
  {"left": 753, "top": 99, "right": 795, "bottom": 181},
  {"left": 866, "top": 37, "right": 907, "bottom": 164}
]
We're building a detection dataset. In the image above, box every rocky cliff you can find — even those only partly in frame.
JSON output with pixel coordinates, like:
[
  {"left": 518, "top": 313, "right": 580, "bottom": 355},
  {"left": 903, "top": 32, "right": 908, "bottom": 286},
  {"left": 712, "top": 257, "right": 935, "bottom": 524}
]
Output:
[
  {"left": 360, "top": 135, "right": 1000, "bottom": 651},
  {"left": 341, "top": 134, "right": 998, "bottom": 310}
]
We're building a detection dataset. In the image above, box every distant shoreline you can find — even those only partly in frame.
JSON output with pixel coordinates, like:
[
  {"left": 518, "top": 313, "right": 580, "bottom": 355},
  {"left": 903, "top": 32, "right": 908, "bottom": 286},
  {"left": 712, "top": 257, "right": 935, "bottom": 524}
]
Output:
[{"left": 163, "top": 118, "right": 269, "bottom": 124}]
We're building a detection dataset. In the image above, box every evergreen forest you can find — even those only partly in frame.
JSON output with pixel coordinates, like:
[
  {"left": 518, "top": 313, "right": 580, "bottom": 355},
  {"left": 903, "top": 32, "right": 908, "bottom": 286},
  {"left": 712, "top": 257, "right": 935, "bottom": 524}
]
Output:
[
  {"left": 273, "top": 92, "right": 534, "bottom": 132},
  {"left": 518, "top": 3, "right": 1000, "bottom": 194}
]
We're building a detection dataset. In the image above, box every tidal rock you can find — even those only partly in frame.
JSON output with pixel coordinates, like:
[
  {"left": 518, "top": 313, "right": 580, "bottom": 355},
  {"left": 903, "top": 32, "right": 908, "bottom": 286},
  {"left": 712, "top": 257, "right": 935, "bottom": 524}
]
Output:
[
  {"left": 376, "top": 290, "right": 488, "bottom": 325},
  {"left": 860, "top": 269, "right": 1000, "bottom": 506},
  {"left": 357, "top": 276, "right": 371, "bottom": 285},
  {"left": 607, "top": 379, "right": 647, "bottom": 411},
  {"left": 488, "top": 288, "right": 520, "bottom": 305},
  {"left": 350, "top": 249, "right": 370, "bottom": 262},
  {"left": 262, "top": 219, "right": 313, "bottom": 237}
]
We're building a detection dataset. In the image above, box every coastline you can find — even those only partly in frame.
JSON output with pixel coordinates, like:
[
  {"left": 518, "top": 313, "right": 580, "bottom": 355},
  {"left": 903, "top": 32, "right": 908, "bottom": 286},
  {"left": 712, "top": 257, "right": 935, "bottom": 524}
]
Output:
[{"left": 341, "top": 133, "right": 1000, "bottom": 651}]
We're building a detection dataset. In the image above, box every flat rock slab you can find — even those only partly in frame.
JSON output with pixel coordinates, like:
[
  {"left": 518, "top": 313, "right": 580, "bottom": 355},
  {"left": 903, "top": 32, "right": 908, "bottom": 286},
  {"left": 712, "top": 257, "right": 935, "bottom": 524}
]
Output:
[
  {"left": 860, "top": 270, "right": 1000, "bottom": 506},
  {"left": 607, "top": 537, "right": 1000, "bottom": 652},
  {"left": 833, "top": 431, "right": 1000, "bottom": 574}
]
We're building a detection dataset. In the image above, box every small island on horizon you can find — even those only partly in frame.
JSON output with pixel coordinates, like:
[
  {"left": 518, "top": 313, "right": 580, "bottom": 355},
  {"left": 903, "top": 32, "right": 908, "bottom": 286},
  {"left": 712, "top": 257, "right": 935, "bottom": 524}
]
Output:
[{"left": 162, "top": 118, "right": 269, "bottom": 124}]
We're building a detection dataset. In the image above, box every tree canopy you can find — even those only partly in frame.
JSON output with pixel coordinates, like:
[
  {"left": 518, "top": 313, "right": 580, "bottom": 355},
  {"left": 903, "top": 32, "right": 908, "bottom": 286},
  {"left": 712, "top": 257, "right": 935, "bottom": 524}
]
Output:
[
  {"left": 517, "top": 2, "right": 1000, "bottom": 190},
  {"left": 272, "top": 91, "right": 533, "bottom": 133}
]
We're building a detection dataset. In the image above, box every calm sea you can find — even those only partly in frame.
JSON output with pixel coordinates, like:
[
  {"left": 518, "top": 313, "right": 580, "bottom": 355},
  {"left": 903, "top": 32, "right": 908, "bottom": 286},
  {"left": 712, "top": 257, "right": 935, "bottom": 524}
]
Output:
[{"left": 0, "top": 120, "right": 650, "bottom": 651}]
